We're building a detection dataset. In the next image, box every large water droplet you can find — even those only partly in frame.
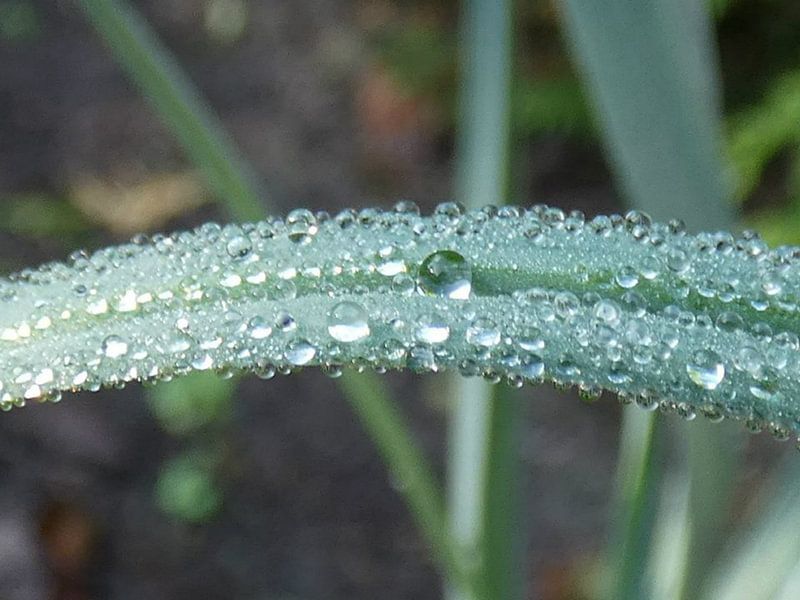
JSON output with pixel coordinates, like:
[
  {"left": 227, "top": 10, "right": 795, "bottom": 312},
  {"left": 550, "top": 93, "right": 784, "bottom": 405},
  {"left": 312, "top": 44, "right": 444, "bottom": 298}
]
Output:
[
  {"left": 418, "top": 250, "right": 472, "bottom": 300},
  {"left": 327, "top": 301, "right": 370, "bottom": 342},
  {"left": 686, "top": 350, "right": 725, "bottom": 390}
]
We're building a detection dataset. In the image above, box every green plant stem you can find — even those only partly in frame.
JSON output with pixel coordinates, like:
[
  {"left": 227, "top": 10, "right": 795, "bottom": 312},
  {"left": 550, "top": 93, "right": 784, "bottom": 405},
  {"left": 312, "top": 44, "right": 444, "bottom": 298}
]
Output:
[
  {"left": 700, "top": 453, "right": 800, "bottom": 600},
  {"left": 339, "top": 371, "right": 483, "bottom": 600},
  {"left": 77, "top": 3, "right": 463, "bottom": 593},
  {"left": 448, "top": 0, "right": 516, "bottom": 599},
  {"left": 77, "top": 0, "right": 266, "bottom": 222},
  {"left": 609, "top": 408, "right": 661, "bottom": 599}
]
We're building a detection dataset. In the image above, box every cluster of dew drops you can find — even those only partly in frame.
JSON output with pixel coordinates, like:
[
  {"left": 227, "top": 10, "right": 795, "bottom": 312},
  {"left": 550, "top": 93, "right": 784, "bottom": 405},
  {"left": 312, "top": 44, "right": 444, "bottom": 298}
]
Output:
[{"left": 1, "top": 201, "right": 800, "bottom": 445}]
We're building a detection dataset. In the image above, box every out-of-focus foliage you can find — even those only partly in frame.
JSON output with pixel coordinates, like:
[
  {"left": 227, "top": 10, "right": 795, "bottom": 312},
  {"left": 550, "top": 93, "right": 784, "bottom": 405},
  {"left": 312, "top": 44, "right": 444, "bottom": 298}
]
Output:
[
  {"left": 147, "top": 372, "right": 235, "bottom": 436},
  {"left": 0, "top": 0, "right": 41, "bottom": 44},
  {"left": 155, "top": 449, "right": 224, "bottom": 523}
]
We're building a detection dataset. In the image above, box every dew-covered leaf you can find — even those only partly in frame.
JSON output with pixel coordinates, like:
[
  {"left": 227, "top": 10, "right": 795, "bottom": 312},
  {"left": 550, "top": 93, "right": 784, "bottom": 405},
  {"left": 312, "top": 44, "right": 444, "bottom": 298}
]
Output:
[{"left": 1, "top": 202, "right": 799, "bottom": 442}]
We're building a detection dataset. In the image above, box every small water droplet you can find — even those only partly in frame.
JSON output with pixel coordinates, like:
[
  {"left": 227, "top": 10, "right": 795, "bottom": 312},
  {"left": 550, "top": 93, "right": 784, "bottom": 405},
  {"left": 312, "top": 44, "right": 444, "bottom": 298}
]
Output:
[
  {"left": 592, "top": 299, "right": 621, "bottom": 325},
  {"left": 415, "top": 312, "right": 450, "bottom": 344},
  {"left": 327, "top": 301, "right": 370, "bottom": 342},
  {"left": 86, "top": 298, "right": 109, "bottom": 315},
  {"left": 285, "top": 339, "right": 317, "bottom": 365},
  {"left": 192, "top": 354, "right": 214, "bottom": 370},
  {"left": 275, "top": 311, "right": 297, "bottom": 333},
  {"left": 465, "top": 318, "right": 501, "bottom": 347},
  {"left": 666, "top": 249, "right": 690, "bottom": 273},
  {"left": 615, "top": 266, "right": 639, "bottom": 289},
  {"left": 519, "top": 354, "right": 544, "bottom": 379},
  {"left": 686, "top": 350, "right": 725, "bottom": 390},
  {"left": 226, "top": 235, "right": 252, "bottom": 259},
  {"left": 391, "top": 273, "right": 416, "bottom": 295},
  {"left": 517, "top": 327, "right": 545, "bottom": 352},
  {"left": 103, "top": 335, "right": 129, "bottom": 358},
  {"left": 286, "top": 209, "right": 318, "bottom": 244},
  {"left": 115, "top": 289, "right": 139, "bottom": 312},
  {"left": 248, "top": 316, "right": 272, "bottom": 340}
]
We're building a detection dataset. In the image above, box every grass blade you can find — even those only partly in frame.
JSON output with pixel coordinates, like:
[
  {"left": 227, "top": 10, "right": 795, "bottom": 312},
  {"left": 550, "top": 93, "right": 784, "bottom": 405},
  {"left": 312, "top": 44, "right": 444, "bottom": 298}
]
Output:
[
  {"left": 339, "top": 371, "right": 481, "bottom": 599},
  {"left": 77, "top": 0, "right": 266, "bottom": 222},
  {"left": 448, "top": 0, "right": 517, "bottom": 598},
  {"left": 558, "top": 2, "right": 737, "bottom": 598},
  {"left": 76, "top": 4, "right": 465, "bottom": 594},
  {"left": 700, "top": 454, "right": 800, "bottom": 600}
]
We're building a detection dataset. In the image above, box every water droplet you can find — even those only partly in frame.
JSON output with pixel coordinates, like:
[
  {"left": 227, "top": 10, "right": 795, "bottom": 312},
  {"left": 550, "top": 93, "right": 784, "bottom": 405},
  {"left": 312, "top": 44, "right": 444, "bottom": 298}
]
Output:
[
  {"left": 381, "top": 339, "right": 407, "bottom": 362},
  {"left": 666, "top": 248, "right": 690, "bottom": 273},
  {"left": 86, "top": 298, "right": 109, "bottom": 315},
  {"left": 519, "top": 354, "right": 544, "bottom": 379},
  {"left": 34, "top": 368, "right": 54, "bottom": 385},
  {"left": 327, "top": 301, "right": 370, "bottom": 342},
  {"left": 248, "top": 316, "right": 272, "bottom": 340},
  {"left": 275, "top": 311, "right": 297, "bottom": 333},
  {"left": 615, "top": 266, "right": 639, "bottom": 289},
  {"left": 715, "top": 311, "right": 744, "bottom": 332},
  {"left": 285, "top": 339, "right": 317, "bottom": 365},
  {"left": 415, "top": 312, "right": 450, "bottom": 344},
  {"left": 554, "top": 292, "right": 580, "bottom": 319},
  {"left": 407, "top": 344, "right": 436, "bottom": 371},
  {"left": 191, "top": 354, "right": 214, "bottom": 370},
  {"left": 103, "top": 335, "right": 129, "bottom": 358},
  {"left": 686, "top": 350, "right": 725, "bottom": 390},
  {"left": 517, "top": 327, "right": 545, "bottom": 352},
  {"left": 219, "top": 272, "right": 242, "bottom": 288},
  {"left": 226, "top": 235, "right": 252, "bottom": 259},
  {"left": 592, "top": 299, "right": 621, "bottom": 325},
  {"left": 418, "top": 250, "right": 472, "bottom": 300},
  {"left": 115, "top": 289, "right": 139, "bottom": 312},
  {"left": 391, "top": 273, "right": 416, "bottom": 295},
  {"left": 286, "top": 209, "right": 318, "bottom": 244},
  {"left": 465, "top": 318, "right": 501, "bottom": 347}
]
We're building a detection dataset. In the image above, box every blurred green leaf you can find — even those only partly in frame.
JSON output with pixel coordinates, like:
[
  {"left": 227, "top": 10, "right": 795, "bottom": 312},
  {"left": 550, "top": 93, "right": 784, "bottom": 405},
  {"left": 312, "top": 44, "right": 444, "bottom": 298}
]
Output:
[
  {"left": 147, "top": 372, "right": 236, "bottom": 436},
  {"left": 0, "top": 195, "right": 91, "bottom": 239},
  {"left": 727, "top": 71, "right": 800, "bottom": 200},
  {"left": 156, "top": 450, "right": 223, "bottom": 523},
  {"left": 513, "top": 77, "right": 592, "bottom": 136},
  {"left": 0, "top": 1, "right": 40, "bottom": 44},
  {"left": 700, "top": 454, "right": 800, "bottom": 600}
]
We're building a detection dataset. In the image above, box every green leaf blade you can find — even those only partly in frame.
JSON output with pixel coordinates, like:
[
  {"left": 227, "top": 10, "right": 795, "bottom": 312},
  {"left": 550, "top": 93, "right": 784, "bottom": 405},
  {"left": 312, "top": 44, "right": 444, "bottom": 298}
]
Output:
[{"left": 0, "top": 205, "right": 797, "bottom": 442}]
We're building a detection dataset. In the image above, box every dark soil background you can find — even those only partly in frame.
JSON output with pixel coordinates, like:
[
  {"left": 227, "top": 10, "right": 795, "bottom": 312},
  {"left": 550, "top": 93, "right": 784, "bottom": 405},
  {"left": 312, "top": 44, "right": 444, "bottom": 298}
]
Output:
[{"left": 0, "top": 1, "right": 793, "bottom": 599}]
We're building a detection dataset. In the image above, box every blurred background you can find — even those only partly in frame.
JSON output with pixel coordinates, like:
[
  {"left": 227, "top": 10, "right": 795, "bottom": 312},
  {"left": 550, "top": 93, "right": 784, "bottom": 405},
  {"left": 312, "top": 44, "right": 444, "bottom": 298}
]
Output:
[{"left": 0, "top": 1, "right": 799, "bottom": 599}]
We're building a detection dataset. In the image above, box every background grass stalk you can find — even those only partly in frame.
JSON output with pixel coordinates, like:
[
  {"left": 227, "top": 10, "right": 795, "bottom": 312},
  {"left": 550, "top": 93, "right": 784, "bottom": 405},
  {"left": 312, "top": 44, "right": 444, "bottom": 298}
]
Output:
[
  {"left": 78, "top": 0, "right": 266, "bottom": 222},
  {"left": 78, "top": 1, "right": 472, "bottom": 593},
  {"left": 558, "top": 1, "right": 738, "bottom": 598},
  {"left": 447, "top": 0, "right": 519, "bottom": 599},
  {"left": 340, "top": 372, "right": 482, "bottom": 599}
]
